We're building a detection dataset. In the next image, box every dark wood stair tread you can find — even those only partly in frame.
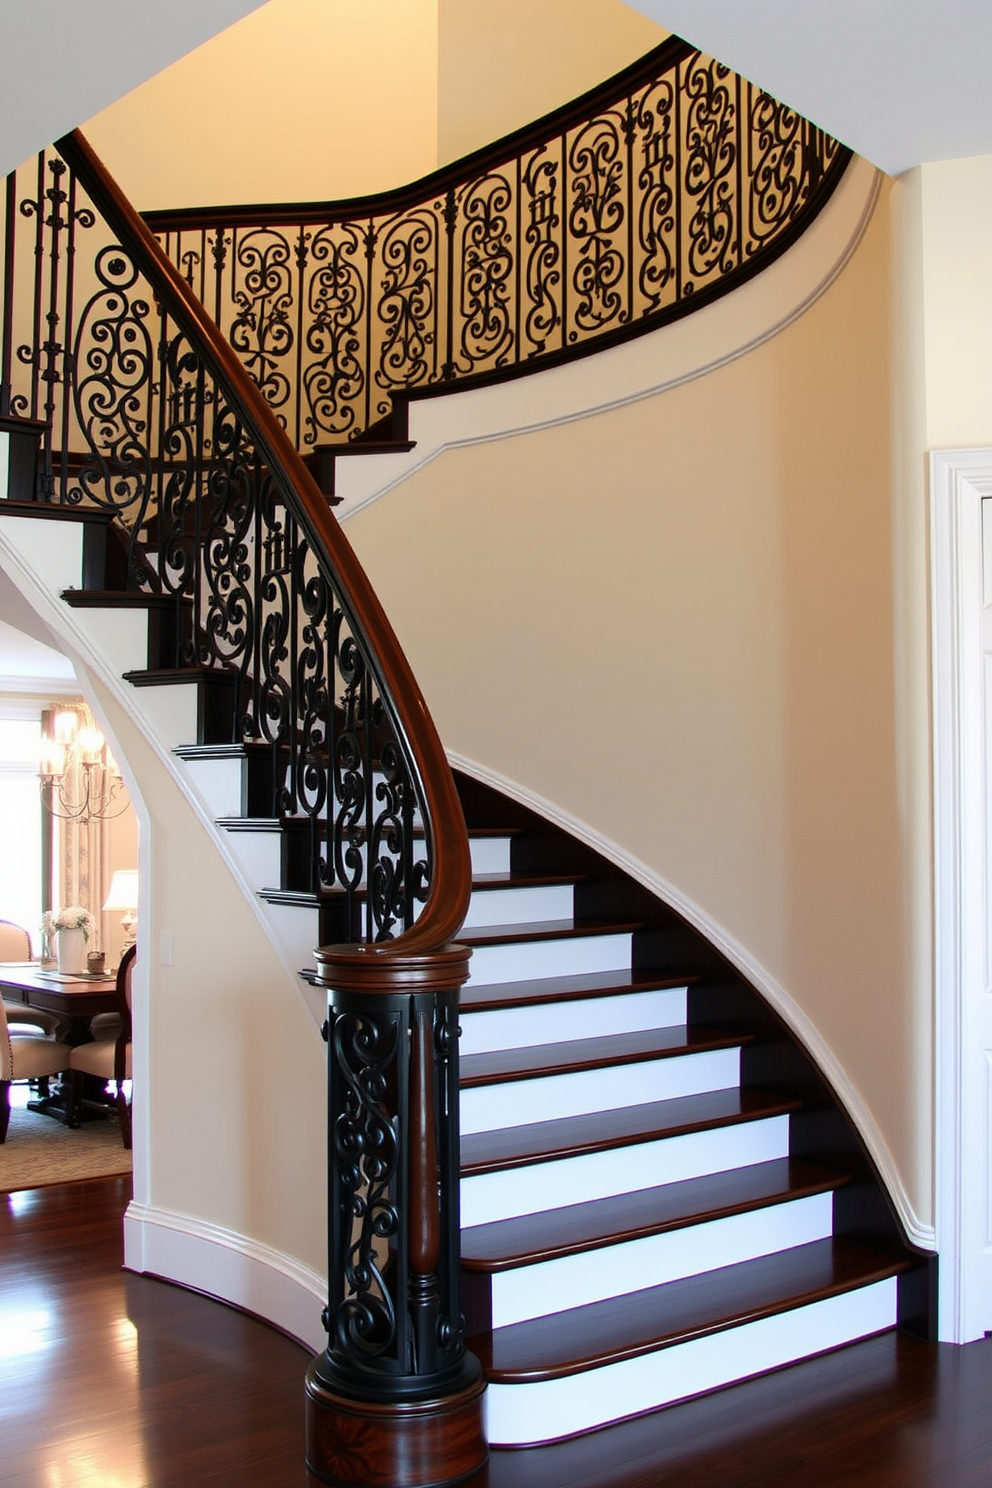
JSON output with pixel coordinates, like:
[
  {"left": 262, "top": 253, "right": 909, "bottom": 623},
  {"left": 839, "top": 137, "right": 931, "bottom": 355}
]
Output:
[
  {"left": 461, "top": 918, "right": 641, "bottom": 946},
  {"left": 461, "top": 1087, "right": 801, "bottom": 1175},
  {"left": 460, "top": 1025, "right": 751, "bottom": 1087},
  {"left": 123, "top": 666, "right": 238, "bottom": 687},
  {"left": 461, "top": 968, "right": 697, "bottom": 1013},
  {"left": 469, "top": 1238, "right": 909, "bottom": 1382},
  {"left": 60, "top": 590, "right": 185, "bottom": 609},
  {"left": 468, "top": 872, "right": 584, "bottom": 890},
  {"left": 461, "top": 1158, "right": 850, "bottom": 1272}
]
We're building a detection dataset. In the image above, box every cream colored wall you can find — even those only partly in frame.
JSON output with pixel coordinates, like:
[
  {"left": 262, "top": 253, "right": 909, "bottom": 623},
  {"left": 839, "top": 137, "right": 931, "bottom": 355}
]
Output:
[
  {"left": 83, "top": 0, "right": 441, "bottom": 209},
  {"left": 437, "top": 0, "right": 667, "bottom": 163},
  {"left": 918, "top": 155, "right": 992, "bottom": 449},
  {"left": 86, "top": 673, "right": 327, "bottom": 1277},
  {"left": 346, "top": 178, "right": 936, "bottom": 1225}
]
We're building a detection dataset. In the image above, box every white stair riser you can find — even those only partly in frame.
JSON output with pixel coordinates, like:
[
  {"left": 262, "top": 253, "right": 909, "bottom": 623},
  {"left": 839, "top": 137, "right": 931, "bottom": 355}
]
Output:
[
  {"left": 487, "top": 1192, "right": 834, "bottom": 1328},
  {"left": 1, "top": 513, "right": 82, "bottom": 592},
  {"left": 224, "top": 829, "right": 282, "bottom": 887},
  {"left": 460, "top": 1115, "right": 791, "bottom": 1227},
  {"left": 466, "top": 933, "right": 632, "bottom": 985},
  {"left": 485, "top": 1277, "right": 899, "bottom": 1446},
  {"left": 267, "top": 901, "right": 322, "bottom": 972},
  {"left": 463, "top": 882, "right": 574, "bottom": 930},
  {"left": 130, "top": 683, "right": 201, "bottom": 752},
  {"left": 460, "top": 1047, "right": 740, "bottom": 1136},
  {"left": 467, "top": 837, "right": 513, "bottom": 876},
  {"left": 459, "top": 987, "right": 688, "bottom": 1056},
  {"left": 75, "top": 606, "right": 150, "bottom": 676},
  {"left": 182, "top": 755, "right": 245, "bottom": 818}
]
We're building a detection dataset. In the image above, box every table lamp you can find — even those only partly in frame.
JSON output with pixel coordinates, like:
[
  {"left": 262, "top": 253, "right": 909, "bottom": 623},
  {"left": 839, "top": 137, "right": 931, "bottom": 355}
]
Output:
[{"left": 104, "top": 869, "right": 138, "bottom": 954}]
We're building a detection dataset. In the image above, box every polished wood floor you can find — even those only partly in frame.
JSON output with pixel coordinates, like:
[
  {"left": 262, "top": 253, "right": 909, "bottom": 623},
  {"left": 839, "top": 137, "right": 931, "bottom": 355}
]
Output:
[{"left": 2, "top": 1177, "right": 991, "bottom": 1487}]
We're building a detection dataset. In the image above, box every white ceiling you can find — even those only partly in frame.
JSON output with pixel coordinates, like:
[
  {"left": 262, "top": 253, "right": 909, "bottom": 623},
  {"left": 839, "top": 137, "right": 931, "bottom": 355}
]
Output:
[{"left": 626, "top": 0, "right": 992, "bottom": 176}]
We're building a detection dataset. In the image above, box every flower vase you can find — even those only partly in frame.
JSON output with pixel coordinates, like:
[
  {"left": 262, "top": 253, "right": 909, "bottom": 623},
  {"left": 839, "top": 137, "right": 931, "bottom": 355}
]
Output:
[{"left": 56, "top": 927, "right": 87, "bottom": 975}]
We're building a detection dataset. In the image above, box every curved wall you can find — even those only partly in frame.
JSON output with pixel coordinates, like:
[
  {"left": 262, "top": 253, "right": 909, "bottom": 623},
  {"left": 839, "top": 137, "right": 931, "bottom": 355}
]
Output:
[{"left": 345, "top": 172, "right": 936, "bottom": 1234}]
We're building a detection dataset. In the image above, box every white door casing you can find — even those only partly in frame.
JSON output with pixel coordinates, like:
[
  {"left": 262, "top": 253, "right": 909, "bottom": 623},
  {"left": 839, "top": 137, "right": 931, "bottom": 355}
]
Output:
[{"left": 931, "top": 449, "right": 992, "bottom": 1343}]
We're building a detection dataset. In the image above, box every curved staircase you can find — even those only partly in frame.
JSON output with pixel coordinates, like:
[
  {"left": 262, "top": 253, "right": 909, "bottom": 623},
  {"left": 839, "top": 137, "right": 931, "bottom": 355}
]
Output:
[
  {"left": 0, "top": 488, "right": 929, "bottom": 1444},
  {"left": 0, "top": 42, "right": 932, "bottom": 1476}
]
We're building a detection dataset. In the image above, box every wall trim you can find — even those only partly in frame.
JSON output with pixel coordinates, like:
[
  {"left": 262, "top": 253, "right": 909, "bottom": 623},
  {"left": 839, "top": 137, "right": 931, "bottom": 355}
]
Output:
[
  {"left": 930, "top": 448, "right": 992, "bottom": 1342},
  {"left": 449, "top": 750, "right": 934, "bottom": 1253},
  {"left": 337, "top": 157, "right": 883, "bottom": 522},
  {"left": 124, "top": 1199, "right": 326, "bottom": 1353}
]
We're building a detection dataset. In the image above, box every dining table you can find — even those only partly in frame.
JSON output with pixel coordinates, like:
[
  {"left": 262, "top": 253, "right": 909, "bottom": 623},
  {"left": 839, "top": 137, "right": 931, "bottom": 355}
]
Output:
[{"left": 1, "top": 960, "right": 120, "bottom": 1124}]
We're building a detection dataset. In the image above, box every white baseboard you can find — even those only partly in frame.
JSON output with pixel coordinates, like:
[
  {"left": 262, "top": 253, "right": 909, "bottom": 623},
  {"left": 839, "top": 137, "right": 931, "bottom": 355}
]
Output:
[{"left": 124, "top": 1200, "right": 327, "bottom": 1353}]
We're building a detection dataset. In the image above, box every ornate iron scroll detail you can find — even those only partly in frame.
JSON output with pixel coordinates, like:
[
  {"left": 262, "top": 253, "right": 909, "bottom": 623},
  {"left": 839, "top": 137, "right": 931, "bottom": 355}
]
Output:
[
  {"left": 457, "top": 172, "right": 514, "bottom": 372},
  {"left": 69, "top": 244, "right": 153, "bottom": 521},
  {"left": 229, "top": 227, "right": 296, "bottom": 420},
  {"left": 303, "top": 222, "right": 367, "bottom": 442},
  {"left": 145, "top": 40, "right": 849, "bottom": 443},
  {"left": 323, "top": 987, "right": 467, "bottom": 1391},
  {"left": 332, "top": 1009, "right": 402, "bottom": 1365}
]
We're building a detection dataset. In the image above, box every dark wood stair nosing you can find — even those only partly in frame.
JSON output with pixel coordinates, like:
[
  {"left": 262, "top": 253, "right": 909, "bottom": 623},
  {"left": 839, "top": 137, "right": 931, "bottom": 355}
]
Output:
[
  {"left": 460, "top": 969, "right": 700, "bottom": 1013},
  {"left": 469, "top": 1238, "right": 911, "bottom": 1384},
  {"left": 459, "top": 1025, "right": 752, "bottom": 1088},
  {"left": 461, "top": 1158, "right": 852, "bottom": 1273},
  {"left": 460, "top": 1088, "right": 803, "bottom": 1176},
  {"left": 461, "top": 918, "right": 642, "bottom": 947}
]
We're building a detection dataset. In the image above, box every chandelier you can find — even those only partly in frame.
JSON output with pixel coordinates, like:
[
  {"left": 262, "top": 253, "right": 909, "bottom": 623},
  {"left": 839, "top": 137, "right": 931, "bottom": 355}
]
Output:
[{"left": 39, "top": 702, "right": 129, "bottom": 825}]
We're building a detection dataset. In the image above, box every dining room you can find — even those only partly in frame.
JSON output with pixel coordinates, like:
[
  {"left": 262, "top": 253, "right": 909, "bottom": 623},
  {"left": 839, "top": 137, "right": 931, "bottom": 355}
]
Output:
[{"left": 1, "top": 577, "right": 139, "bottom": 1184}]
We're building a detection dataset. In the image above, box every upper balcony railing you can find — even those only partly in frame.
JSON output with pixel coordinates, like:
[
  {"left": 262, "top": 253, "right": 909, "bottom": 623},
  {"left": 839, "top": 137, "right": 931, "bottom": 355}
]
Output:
[{"left": 144, "top": 37, "right": 850, "bottom": 449}]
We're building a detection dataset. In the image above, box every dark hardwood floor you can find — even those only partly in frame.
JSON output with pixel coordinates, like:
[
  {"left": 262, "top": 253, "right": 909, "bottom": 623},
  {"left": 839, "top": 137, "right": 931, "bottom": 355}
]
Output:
[{"left": 2, "top": 1176, "right": 991, "bottom": 1488}]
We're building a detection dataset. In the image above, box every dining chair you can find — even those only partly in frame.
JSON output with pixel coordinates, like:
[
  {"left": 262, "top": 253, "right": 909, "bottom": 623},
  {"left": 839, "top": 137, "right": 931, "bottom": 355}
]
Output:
[
  {"left": 0, "top": 995, "right": 72, "bottom": 1143},
  {"left": 68, "top": 944, "right": 136, "bottom": 1149},
  {"left": 0, "top": 918, "right": 60, "bottom": 1037}
]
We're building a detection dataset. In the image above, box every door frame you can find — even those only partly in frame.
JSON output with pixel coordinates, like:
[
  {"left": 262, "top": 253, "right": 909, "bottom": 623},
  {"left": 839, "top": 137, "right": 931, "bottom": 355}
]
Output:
[{"left": 931, "top": 448, "right": 992, "bottom": 1343}]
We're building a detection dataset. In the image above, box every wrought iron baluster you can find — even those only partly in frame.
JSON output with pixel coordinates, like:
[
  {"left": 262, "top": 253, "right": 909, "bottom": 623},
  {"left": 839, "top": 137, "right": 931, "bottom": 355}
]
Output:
[{"left": 1, "top": 170, "right": 15, "bottom": 415}]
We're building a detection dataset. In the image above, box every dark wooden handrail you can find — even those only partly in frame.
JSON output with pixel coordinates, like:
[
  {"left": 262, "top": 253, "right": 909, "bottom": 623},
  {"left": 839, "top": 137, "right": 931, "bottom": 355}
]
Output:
[{"left": 57, "top": 129, "right": 473, "bottom": 962}]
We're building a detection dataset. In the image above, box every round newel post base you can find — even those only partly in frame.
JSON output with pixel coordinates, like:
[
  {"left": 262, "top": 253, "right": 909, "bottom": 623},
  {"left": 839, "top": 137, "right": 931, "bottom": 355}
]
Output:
[{"left": 304, "top": 1361, "right": 488, "bottom": 1488}]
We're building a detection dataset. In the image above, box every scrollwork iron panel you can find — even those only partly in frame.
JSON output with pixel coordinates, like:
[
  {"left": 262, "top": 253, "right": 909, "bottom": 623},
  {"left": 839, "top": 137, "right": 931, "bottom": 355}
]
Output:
[
  {"left": 325, "top": 990, "right": 465, "bottom": 1389},
  {"left": 143, "top": 41, "right": 849, "bottom": 446}
]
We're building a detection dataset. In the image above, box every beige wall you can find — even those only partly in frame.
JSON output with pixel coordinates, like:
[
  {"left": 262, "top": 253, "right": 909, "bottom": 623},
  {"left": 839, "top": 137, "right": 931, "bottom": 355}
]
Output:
[
  {"left": 81, "top": 0, "right": 667, "bottom": 211},
  {"left": 918, "top": 155, "right": 992, "bottom": 449},
  {"left": 87, "top": 674, "right": 327, "bottom": 1277},
  {"left": 437, "top": 0, "right": 666, "bottom": 162},
  {"left": 83, "top": 0, "right": 441, "bottom": 209},
  {"left": 346, "top": 177, "right": 936, "bottom": 1225}
]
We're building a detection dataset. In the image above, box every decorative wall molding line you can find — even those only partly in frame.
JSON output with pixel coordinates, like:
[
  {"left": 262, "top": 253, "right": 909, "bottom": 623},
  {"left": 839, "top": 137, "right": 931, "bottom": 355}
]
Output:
[
  {"left": 124, "top": 1199, "right": 326, "bottom": 1353},
  {"left": 336, "top": 157, "right": 883, "bottom": 521},
  {"left": 930, "top": 448, "right": 992, "bottom": 1342},
  {"left": 448, "top": 749, "right": 934, "bottom": 1254}
]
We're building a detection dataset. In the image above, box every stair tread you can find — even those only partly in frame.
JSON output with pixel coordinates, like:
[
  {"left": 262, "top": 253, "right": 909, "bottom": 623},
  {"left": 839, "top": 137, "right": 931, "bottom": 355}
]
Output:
[
  {"left": 461, "top": 918, "right": 641, "bottom": 946},
  {"left": 460, "top": 968, "right": 697, "bottom": 1013},
  {"left": 460, "top": 1024, "right": 750, "bottom": 1087},
  {"left": 60, "top": 590, "right": 185, "bottom": 608},
  {"left": 461, "top": 1087, "right": 800, "bottom": 1175},
  {"left": 468, "top": 872, "right": 585, "bottom": 890},
  {"left": 469, "top": 1237, "right": 909, "bottom": 1382},
  {"left": 461, "top": 1158, "right": 851, "bottom": 1271}
]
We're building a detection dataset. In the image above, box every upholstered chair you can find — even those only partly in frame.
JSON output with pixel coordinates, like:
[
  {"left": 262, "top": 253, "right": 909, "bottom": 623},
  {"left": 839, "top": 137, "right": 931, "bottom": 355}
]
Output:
[
  {"left": 0, "top": 996, "right": 72, "bottom": 1143},
  {"left": 0, "top": 918, "right": 60, "bottom": 1037},
  {"left": 68, "top": 944, "right": 135, "bottom": 1149}
]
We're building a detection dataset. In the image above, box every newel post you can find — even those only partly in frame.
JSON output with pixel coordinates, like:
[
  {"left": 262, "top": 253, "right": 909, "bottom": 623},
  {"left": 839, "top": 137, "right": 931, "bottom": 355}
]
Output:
[{"left": 305, "top": 941, "right": 487, "bottom": 1488}]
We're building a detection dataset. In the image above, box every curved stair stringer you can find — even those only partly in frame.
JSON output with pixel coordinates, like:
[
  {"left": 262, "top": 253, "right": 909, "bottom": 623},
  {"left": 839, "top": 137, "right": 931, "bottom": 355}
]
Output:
[
  {"left": 0, "top": 507, "right": 333, "bottom": 1352},
  {"left": 449, "top": 750, "right": 935, "bottom": 1259},
  {"left": 330, "top": 155, "right": 882, "bottom": 521}
]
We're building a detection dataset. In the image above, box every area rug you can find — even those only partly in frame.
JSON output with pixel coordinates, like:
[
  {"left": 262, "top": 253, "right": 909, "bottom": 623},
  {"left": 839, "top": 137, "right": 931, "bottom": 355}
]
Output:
[{"left": 0, "top": 1104, "right": 131, "bottom": 1192}]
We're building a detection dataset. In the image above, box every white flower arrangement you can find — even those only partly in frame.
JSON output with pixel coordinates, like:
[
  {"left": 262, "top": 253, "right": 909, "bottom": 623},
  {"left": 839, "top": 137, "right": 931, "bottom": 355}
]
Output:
[{"left": 42, "top": 906, "right": 96, "bottom": 942}]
